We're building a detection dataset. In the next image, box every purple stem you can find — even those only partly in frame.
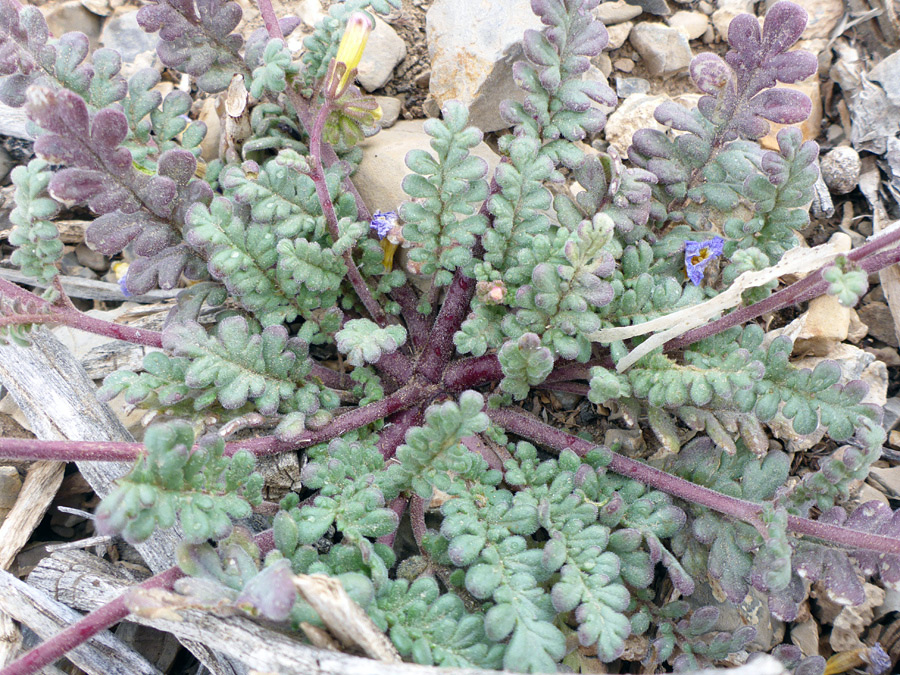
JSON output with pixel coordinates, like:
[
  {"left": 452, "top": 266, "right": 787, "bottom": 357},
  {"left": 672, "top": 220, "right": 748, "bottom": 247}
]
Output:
[
  {"left": 389, "top": 284, "right": 429, "bottom": 350},
  {"left": 378, "top": 496, "right": 408, "bottom": 547},
  {"left": 461, "top": 434, "right": 504, "bottom": 472},
  {"left": 377, "top": 405, "right": 423, "bottom": 460},
  {"left": 666, "top": 237, "right": 900, "bottom": 352},
  {"left": 255, "top": 0, "right": 283, "bottom": 40},
  {"left": 307, "top": 103, "right": 389, "bottom": 329},
  {"left": 0, "top": 383, "right": 437, "bottom": 463},
  {"left": 0, "top": 279, "right": 163, "bottom": 348},
  {"left": 488, "top": 406, "right": 900, "bottom": 556},
  {"left": 309, "top": 362, "right": 351, "bottom": 390},
  {"left": 537, "top": 381, "right": 590, "bottom": 396},
  {"left": 442, "top": 353, "right": 502, "bottom": 391},
  {"left": 417, "top": 270, "right": 478, "bottom": 383},
  {"left": 409, "top": 495, "right": 427, "bottom": 551},
  {"left": 2, "top": 530, "right": 275, "bottom": 675}
]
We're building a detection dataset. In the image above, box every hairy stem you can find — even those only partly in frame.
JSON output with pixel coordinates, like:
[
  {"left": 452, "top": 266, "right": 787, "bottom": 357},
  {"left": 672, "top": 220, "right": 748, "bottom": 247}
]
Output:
[
  {"left": 416, "top": 268, "right": 478, "bottom": 383},
  {"left": 0, "top": 279, "right": 163, "bottom": 348},
  {"left": 442, "top": 353, "right": 502, "bottom": 391},
  {"left": 489, "top": 406, "right": 900, "bottom": 556},
  {"left": 3, "top": 530, "right": 275, "bottom": 675},
  {"left": 0, "top": 383, "right": 438, "bottom": 463},
  {"left": 667, "top": 239, "right": 900, "bottom": 352},
  {"left": 308, "top": 104, "right": 389, "bottom": 328},
  {"left": 254, "top": 0, "right": 283, "bottom": 40}
]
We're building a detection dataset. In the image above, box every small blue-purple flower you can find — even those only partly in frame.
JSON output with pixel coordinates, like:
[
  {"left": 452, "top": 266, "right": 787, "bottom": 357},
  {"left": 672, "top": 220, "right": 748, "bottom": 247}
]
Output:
[
  {"left": 684, "top": 236, "right": 724, "bottom": 286},
  {"left": 370, "top": 211, "right": 398, "bottom": 240}
]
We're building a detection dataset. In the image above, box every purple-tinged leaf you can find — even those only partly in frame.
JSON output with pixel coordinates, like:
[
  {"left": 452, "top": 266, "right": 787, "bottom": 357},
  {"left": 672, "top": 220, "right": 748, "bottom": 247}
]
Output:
[
  {"left": 768, "top": 51, "right": 817, "bottom": 84},
  {"left": 234, "top": 559, "right": 296, "bottom": 622},
  {"left": 761, "top": 1, "right": 808, "bottom": 57},
  {"left": 137, "top": 0, "right": 246, "bottom": 93},
  {"left": 750, "top": 87, "right": 812, "bottom": 125},
  {"left": 127, "top": 244, "right": 201, "bottom": 294},
  {"left": 690, "top": 53, "right": 734, "bottom": 96},
  {"left": 727, "top": 13, "right": 761, "bottom": 58},
  {"left": 27, "top": 86, "right": 90, "bottom": 136}
]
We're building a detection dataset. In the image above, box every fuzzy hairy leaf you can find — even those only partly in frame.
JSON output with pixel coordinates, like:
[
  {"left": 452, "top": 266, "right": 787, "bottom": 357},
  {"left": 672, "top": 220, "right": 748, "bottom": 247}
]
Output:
[{"left": 94, "top": 422, "right": 262, "bottom": 544}]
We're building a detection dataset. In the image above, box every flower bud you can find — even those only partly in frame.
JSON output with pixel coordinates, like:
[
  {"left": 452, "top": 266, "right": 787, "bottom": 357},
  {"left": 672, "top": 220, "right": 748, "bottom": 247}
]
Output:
[{"left": 330, "top": 12, "right": 374, "bottom": 92}]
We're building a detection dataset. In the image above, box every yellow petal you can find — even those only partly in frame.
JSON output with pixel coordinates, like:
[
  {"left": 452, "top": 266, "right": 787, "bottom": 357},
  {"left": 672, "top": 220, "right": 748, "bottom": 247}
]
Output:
[
  {"left": 334, "top": 12, "right": 373, "bottom": 91},
  {"left": 380, "top": 239, "right": 399, "bottom": 272}
]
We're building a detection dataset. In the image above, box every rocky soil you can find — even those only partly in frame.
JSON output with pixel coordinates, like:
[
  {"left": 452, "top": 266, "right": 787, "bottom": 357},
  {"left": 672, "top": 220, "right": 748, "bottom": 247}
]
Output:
[{"left": 3, "top": 0, "right": 900, "bottom": 673}]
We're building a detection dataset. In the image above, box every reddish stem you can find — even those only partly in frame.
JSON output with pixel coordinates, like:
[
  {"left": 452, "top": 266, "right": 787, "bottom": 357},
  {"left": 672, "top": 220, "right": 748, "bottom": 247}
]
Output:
[
  {"left": 461, "top": 434, "right": 504, "bottom": 472},
  {"left": 417, "top": 269, "right": 478, "bottom": 383},
  {"left": 307, "top": 103, "right": 389, "bottom": 329},
  {"left": 377, "top": 405, "right": 424, "bottom": 460},
  {"left": 309, "top": 362, "right": 351, "bottom": 390},
  {"left": 409, "top": 495, "right": 427, "bottom": 551},
  {"left": 537, "top": 381, "right": 590, "bottom": 396},
  {"left": 2, "top": 530, "right": 275, "bottom": 675},
  {"left": 389, "top": 284, "right": 429, "bottom": 350},
  {"left": 377, "top": 496, "right": 408, "bottom": 547},
  {"left": 667, "top": 235, "right": 900, "bottom": 352},
  {"left": 443, "top": 353, "right": 502, "bottom": 391},
  {"left": 488, "top": 406, "right": 900, "bottom": 556},
  {"left": 0, "top": 383, "right": 437, "bottom": 463},
  {"left": 255, "top": 0, "right": 284, "bottom": 40},
  {"left": 0, "top": 279, "right": 163, "bottom": 348}
]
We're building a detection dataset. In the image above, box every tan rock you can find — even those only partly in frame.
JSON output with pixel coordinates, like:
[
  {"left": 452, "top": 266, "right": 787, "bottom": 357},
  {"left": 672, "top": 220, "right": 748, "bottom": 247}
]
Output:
[
  {"left": 355, "top": 120, "right": 500, "bottom": 213},
  {"left": 668, "top": 11, "right": 709, "bottom": 40},
  {"left": 45, "top": 1, "right": 103, "bottom": 46},
  {"left": 604, "top": 92, "right": 700, "bottom": 155},
  {"left": 793, "top": 293, "right": 850, "bottom": 354},
  {"left": 605, "top": 21, "right": 633, "bottom": 50},
  {"left": 426, "top": 0, "right": 542, "bottom": 133},
  {"left": 629, "top": 23, "right": 693, "bottom": 77},
  {"left": 0, "top": 466, "right": 22, "bottom": 526}
]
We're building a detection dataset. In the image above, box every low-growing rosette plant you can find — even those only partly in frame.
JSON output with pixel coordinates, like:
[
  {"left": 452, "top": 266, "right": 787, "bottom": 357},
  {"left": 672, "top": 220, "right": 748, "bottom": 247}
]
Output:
[{"left": 1, "top": 0, "right": 899, "bottom": 673}]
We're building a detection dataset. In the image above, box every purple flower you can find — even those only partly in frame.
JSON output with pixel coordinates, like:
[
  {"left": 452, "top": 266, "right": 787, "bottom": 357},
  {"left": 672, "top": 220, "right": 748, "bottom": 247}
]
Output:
[
  {"left": 684, "top": 236, "right": 724, "bottom": 286},
  {"left": 118, "top": 275, "right": 132, "bottom": 297},
  {"left": 867, "top": 643, "right": 891, "bottom": 675},
  {"left": 370, "top": 211, "right": 397, "bottom": 240}
]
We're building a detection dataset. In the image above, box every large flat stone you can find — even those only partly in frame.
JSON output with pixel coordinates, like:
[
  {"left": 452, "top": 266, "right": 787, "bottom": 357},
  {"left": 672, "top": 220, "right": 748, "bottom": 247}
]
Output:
[{"left": 426, "top": 0, "right": 543, "bottom": 133}]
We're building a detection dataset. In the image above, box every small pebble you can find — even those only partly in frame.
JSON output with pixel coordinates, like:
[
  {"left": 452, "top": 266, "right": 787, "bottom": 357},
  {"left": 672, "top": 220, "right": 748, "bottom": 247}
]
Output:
[
  {"left": 374, "top": 96, "right": 402, "bottom": 128},
  {"left": 616, "top": 77, "right": 650, "bottom": 98},
  {"left": 606, "top": 21, "right": 633, "bottom": 50},
  {"left": 613, "top": 58, "right": 635, "bottom": 73},
  {"left": 668, "top": 10, "right": 709, "bottom": 40},
  {"left": 596, "top": 52, "right": 613, "bottom": 78},
  {"left": 820, "top": 146, "right": 861, "bottom": 195}
]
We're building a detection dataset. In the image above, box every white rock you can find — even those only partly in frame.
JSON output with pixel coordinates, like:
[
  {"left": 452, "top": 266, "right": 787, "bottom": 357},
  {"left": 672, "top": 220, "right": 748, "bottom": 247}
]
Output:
[
  {"left": 605, "top": 21, "right": 633, "bottom": 49},
  {"left": 821, "top": 146, "right": 861, "bottom": 195},
  {"left": 357, "top": 17, "right": 407, "bottom": 92},
  {"left": 605, "top": 92, "right": 700, "bottom": 154},
  {"left": 668, "top": 10, "right": 709, "bottom": 40},
  {"left": 604, "top": 93, "right": 667, "bottom": 154},
  {"left": 355, "top": 120, "right": 500, "bottom": 213},
  {"left": 374, "top": 96, "right": 402, "bottom": 128},
  {"left": 426, "top": 0, "right": 543, "bottom": 133},
  {"left": 45, "top": 1, "right": 103, "bottom": 45},
  {"left": 868, "top": 50, "right": 900, "bottom": 108},
  {"left": 629, "top": 23, "right": 693, "bottom": 76},
  {"left": 295, "top": 0, "right": 326, "bottom": 28},
  {"left": 595, "top": 0, "right": 643, "bottom": 25},
  {"left": 716, "top": 0, "right": 754, "bottom": 11}
]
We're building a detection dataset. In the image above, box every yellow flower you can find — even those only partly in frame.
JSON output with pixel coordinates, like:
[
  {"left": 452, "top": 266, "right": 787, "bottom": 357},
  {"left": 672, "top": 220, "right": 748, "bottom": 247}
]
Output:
[{"left": 331, "top": 12, "right": 374, "bottom": 92}]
